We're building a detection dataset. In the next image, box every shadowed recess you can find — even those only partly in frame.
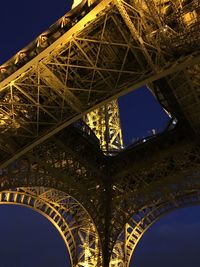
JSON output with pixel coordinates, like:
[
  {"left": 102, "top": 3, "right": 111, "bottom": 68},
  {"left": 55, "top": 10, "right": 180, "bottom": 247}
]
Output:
[
  {"left": 0, "top": 205, "right": 70, "bottom": 267},
  {"left": 131, "top": 206, "right": 200, "bottom": 267}
]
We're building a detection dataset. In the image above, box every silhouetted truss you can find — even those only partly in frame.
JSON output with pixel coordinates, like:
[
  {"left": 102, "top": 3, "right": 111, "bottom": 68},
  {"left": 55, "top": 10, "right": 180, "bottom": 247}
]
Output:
[{"left": 1, "top": 0, "right": 200, "bottom": 266}]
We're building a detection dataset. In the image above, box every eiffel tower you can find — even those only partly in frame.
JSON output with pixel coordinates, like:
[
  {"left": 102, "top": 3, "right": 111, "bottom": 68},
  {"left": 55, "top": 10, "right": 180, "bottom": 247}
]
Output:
[{"left": 1, "top": 0, "right": 200, "bottom": 266}]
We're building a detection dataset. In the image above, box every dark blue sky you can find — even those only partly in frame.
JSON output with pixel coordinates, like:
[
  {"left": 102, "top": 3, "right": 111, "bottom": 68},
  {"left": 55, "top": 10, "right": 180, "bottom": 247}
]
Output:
[
  {"left": 0, "top": 0, "right": 200, "bottom": 266},
  {"left": 0, "top": 205, "right": 69, "bottom": 267},
  {"left": 119, "top": 86, "right": 169, "bottom": 145},
  {"left": 132, "top": 206, "right": 200, "bottom": 267}
]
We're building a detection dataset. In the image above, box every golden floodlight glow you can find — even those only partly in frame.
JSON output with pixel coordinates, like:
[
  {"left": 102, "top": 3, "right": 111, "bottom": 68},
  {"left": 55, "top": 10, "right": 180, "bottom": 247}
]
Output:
[{"left": 72, "top": 0, "right": 83, "bottom": 9}]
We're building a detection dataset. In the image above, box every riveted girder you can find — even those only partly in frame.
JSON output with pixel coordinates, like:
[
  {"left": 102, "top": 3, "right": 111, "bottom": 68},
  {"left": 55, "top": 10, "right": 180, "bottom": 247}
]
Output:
[
  {"left": 85, "top": 100, "right": 123, "bottom": 154},
  {"left": 1, "top": 1, "right": 200, "bottom": 266},
  {"left": 1, "top": 0, "right": 200, "bottom": 168},
  {"left": 0, "top": 187, "right": 102, "bottom": 266}
]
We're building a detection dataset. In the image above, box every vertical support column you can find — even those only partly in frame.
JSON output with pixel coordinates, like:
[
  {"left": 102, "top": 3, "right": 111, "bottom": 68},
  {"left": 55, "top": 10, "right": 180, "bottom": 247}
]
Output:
[
  {"left": 144, "top": 0, "right": 163, "bottom": 28},
  {"left": 85, "top": 100, "right": 123, "bottom": 154},
  {"left": 102, "top": 179, "right": 112, "bottom": 267}
]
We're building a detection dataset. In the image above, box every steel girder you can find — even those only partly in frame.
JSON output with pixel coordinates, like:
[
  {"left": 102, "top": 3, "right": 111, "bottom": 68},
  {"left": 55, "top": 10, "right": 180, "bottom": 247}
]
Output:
[
  {"left": 1, "top": 0, "right": 200, "bottom": 266},
  {"left": 0, "top": 187, "right": 101, "bottom": 266},
  {"left": 0, "top": 125, "right": 104, "bottom": 219},
  {"left": 1, "top": 0, "right": 200, "bottom": 167},
  {"left": 0, "top": 124, "right": 112, "bottom": 265},
  {"left": 111, "top": 189, "right": 200, "bottom": 267},
  {"left": 1, "top": 125, "right": 200, "bottom": 266},
  {"left": 109, "top": 129, "right": 200, "bottom": 259},
  {"left": 85, "top": 100, "right": 123, "bottom": 154}
]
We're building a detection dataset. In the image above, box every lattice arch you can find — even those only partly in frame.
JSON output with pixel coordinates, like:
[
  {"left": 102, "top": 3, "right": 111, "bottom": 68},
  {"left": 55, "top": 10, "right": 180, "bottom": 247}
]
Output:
[
  {"left": 110, "top": 188, "right": 200, "bottom": 267},
  {"left": 0, "top": 187, "right": 102, "bottom": 267}
]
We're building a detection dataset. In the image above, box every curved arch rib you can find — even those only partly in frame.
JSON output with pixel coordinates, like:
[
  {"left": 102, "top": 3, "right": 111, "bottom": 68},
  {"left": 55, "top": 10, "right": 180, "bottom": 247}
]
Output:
[
  {"left": 0, "top": 187, "right": 102, "bottom": 267},
  {"left": 111, "top": 189, "right": 200, "bottom": 267}
]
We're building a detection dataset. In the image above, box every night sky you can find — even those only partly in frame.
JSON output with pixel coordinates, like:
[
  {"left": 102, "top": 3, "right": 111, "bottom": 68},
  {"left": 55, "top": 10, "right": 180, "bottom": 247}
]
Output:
[{"left": 0, "top": 1, "right": 200, "bottom": 266}]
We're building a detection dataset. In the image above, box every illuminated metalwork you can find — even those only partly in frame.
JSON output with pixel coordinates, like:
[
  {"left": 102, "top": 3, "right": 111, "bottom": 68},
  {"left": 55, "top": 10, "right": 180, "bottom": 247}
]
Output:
[
  {"left": 1, "top": 0, "right": 200, "bottom": 167},
  {"left": 0, "top": 187, "right": 101, "bottom": 266},
  {"left": 111, "top": 189, "right": 200, "bottom": 267},
  {"left": 110, "top": 129, "right": 200, "bottom": 266},
  {"left": 1, "top": 0, "right": 200, "bottom": 266},
  {"left": 85, "top": 100, "right": 123, "bottom": 153}
]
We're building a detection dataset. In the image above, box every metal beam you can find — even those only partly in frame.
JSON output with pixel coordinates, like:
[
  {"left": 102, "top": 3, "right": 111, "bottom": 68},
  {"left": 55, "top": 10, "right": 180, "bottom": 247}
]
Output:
[{"left": 1, "top": 52, "right": 200, "bottom": 168}]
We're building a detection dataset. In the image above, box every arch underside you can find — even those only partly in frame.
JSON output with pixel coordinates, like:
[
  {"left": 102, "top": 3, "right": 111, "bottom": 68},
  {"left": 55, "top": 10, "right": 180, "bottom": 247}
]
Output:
[
  {"left": 0, "top": 125, "right": 106, "bottom": 244},
  {"left": 111, "top": 187, "right": 200, "bottom": 267},
  {"left": 0, "top": 187, "right": 101, "bottom": 267},
  {"left": 1, "top": 129, "right": 200, "bottom": 266},
  {"left": 1, "top": 0, "right": 200, "bottom": 266},
  {"left": 2, "top": 177, "right": 200, "bottom": 266}
]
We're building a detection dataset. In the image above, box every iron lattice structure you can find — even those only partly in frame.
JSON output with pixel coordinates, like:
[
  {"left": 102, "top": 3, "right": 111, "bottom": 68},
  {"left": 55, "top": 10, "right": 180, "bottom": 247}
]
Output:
[
  {"left": 85, "top": 100, "right": 123, "bottom": 153},
  {"left": 1, "top": 0, "right": 200, "bottom": 266}
]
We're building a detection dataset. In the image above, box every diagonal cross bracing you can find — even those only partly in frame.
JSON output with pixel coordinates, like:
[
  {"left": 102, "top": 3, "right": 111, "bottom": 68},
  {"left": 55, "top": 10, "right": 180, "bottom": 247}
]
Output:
[{"left": 1, "top": 0, "right": 200, "bottom": 168}]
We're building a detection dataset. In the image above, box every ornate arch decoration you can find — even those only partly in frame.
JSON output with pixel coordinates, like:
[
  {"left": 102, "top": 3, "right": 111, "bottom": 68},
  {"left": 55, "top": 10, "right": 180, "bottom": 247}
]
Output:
[
  {"left": 0, "top": 187, "right": 102, "bottom": 267},
  {"left": 111, "top": 188, "right": 200, "bottom": 267}
]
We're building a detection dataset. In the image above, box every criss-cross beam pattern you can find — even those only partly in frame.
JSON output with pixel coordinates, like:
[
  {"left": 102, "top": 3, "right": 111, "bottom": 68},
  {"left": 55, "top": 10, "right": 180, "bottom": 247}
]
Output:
[
  {"left": 109, "top": 126, "right": 200, "bottom": 259},
  {"left": 0, "top": 187, "right": 102, "bottom": 266},
  {"left": 0, "top": 124, "right": 112, "bottom": 262},
  {"left": 1, "top": 0, "right": 200, "bottom": 167},
  {"left": 1, "top": 1, "right": 200, "bottom": 266},
  {"left": 0, "top": 124, "right": 105, "bottom": 218},
  {"left": 2, "top": 120, "right": 200, "bottom": 266},
  {"left": 111, "top": 189, "right": 200, "bottom": 267},
  {"left": 85, "top": 100, "right": 123, "bottom": 154}
]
